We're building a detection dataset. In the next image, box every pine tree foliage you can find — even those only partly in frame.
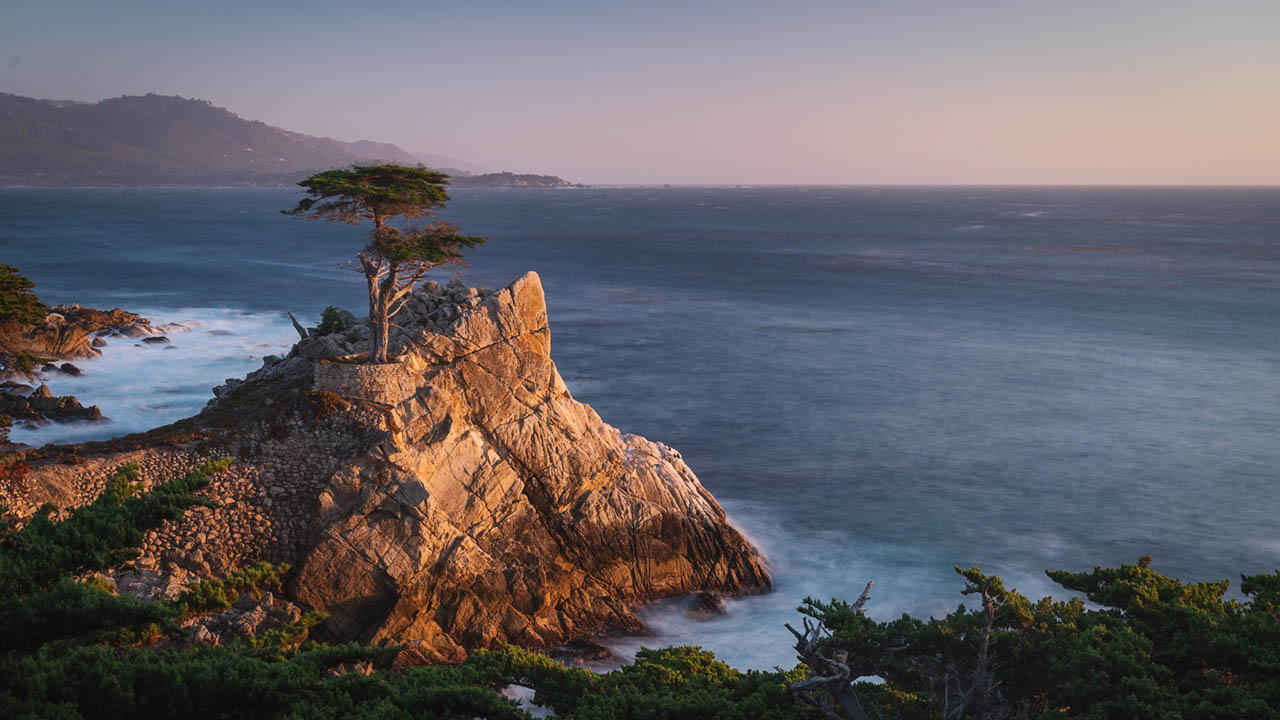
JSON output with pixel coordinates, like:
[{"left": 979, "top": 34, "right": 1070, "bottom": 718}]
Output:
[
  {"left": 284, "top": 165, "right": 486, "bottom": 362},
  {"left": 800, "top": 559, "right": 1280, "bottom": 719}
]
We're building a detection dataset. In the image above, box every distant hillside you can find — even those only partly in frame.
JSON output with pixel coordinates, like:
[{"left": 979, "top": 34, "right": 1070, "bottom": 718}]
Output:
[
  {"left": 0, "top": 93, "right": 579, "bottom": 188},
  {"left": 413, "top": 151, "right": 491, "bottom": 176}
]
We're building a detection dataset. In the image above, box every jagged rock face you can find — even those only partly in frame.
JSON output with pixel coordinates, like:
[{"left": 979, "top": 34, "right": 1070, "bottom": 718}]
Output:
[
  {"left": 0, "top": 305, "right": 155, "bottom": 363},
  {"left": 3, "top": 272, "right": 769, "bottom": 662},
  {"left": 0, "top": 383, "right": 104, "bottom": 424},
  {"left": 292, "top": 272, "right": 770, "bottom": 661}
]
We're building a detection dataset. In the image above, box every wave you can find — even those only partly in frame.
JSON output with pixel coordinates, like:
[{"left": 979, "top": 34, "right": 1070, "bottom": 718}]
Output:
[{"left": 8, "top": 307, "right": 296, "bottom": 447}]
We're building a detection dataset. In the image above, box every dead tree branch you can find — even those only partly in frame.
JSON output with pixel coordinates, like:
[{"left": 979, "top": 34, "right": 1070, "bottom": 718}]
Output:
[
  {"left": 785, "top": 581, "right": 876, "bottom": 720},
  {"left": 287, "top": 311, "right": 309, "bottom": 340}
]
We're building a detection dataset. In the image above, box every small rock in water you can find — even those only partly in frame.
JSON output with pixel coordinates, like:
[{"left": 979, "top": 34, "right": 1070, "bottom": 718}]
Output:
[
  {"left": 91, "top": 337, "right": 108, "bottom": 348},
  {"left": 142, "top": 336, "right": 170, "bottom": 344},
  {"left": 690, "top": 591, "right": 726, "bottom": 615},
  {"left": 2, "top": 383, "right": 105, "bottom": 423},
  {"left": 58, "top": 363, "right": 83, "bottom": 376}
]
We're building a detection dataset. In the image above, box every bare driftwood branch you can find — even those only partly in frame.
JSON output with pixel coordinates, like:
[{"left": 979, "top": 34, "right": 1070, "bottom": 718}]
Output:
[
  {"left": 287, "top": 311, "right": 309, "bottom": 340},
  {"left": 786, "top": 581, "right": 876, "bottom": 720}
]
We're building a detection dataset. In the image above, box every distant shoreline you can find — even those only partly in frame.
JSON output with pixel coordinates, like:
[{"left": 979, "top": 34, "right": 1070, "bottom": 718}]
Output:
[
  {"left": 2, "top": 182, "right": 1277, "bottom": 190},
  {"left": 0, "top": 181, "right": 589, "bottom": 190}
]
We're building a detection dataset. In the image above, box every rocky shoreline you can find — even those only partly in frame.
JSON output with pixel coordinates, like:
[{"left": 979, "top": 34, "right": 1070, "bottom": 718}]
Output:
[
  {"left": 0, "top": 303, "right": 189, "bottom": 438},
  {"left": 0, "top": 272, "right": 770, "bottom": 663}
]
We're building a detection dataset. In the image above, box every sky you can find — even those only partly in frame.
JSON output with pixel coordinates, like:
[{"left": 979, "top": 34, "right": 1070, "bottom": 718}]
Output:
[{"left": 3, "top": 0, "right": 1278, "bottom": 185}]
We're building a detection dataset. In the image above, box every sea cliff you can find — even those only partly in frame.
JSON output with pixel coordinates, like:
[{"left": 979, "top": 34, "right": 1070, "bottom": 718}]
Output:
[{"left": 0, "top": 272, "right": 769, "bottom": 661}]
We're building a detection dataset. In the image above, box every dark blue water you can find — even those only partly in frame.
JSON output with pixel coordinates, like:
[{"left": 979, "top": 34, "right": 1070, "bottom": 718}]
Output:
[{"left": 4, "top": 186, "right": 1280, "bottom": 668}]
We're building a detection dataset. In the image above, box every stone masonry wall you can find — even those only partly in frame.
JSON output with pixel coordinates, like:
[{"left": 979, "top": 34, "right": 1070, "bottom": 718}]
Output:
[{"left": 313, "top": 360, "right": 418, "bottom": 406}]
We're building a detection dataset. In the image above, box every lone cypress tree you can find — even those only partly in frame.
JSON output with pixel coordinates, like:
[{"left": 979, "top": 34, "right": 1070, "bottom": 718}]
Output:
[{"left": 284, "top": 165, "right": 485, "bottom": 363}]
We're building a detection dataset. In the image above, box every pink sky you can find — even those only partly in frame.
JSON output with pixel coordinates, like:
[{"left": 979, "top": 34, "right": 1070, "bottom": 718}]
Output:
[{"left": 4, "top": 0, "right": 1278, "bottom": 184}]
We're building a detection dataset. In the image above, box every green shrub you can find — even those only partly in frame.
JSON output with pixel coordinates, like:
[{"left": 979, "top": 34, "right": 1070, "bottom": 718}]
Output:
[
  {"left": 0, "top": 458, "right": 228, "bottom": 598},
  {"left": 0, "top": 265, "right": 46, "bottom": 327},
  {"left": 4, "top": 456, "right": 1279, "bottom": 719},
  {"left": 468, "top": 644, "right": 804, "bottom": 720},
  {"left": 101, "top": 463, "right": 143, "bottom": 506},
  {"left": 179, "top": 561, "right": 291, "bottom": 613},
  {"left": 314, "top": 306, "right": 350, "bottom": 336},
  {"left": 802, "top": 557, "right": 1280, "bottom": 719},
  {"left": 0, "top": 643, "right": 530, "bottom": 720}
]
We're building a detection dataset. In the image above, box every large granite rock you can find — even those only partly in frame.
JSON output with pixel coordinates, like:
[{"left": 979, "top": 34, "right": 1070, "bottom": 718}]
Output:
[
  {"left": 292, "top": 272, "right": 769, "bottom": 661},
  {"left": 4, "top": 272, "right": 769, "bottom": 662}
]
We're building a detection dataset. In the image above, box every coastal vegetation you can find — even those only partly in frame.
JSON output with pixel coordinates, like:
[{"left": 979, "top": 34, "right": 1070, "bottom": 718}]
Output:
[
  {"left": 3, "top": 462, "right": 1277, "bottom": 719},
  {"left": 0, "top": 265, "right": 47, "bottom": 328},
  {"left": 284, "top": 165, "right": 486, "bottom": 362},
  {"left": 0, "top": 265, "right": 50, "bottom": 390}
]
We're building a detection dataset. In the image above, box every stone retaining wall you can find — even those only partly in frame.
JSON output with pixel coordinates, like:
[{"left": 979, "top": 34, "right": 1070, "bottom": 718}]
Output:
[{"left": 313, "top": 359, "right": 418, "bottom": 405}]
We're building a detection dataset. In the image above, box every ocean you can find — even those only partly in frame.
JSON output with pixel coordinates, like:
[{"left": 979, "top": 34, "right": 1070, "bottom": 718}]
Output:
[{"left": 3, "top": 185, "right": 1279, "bottom": 669}]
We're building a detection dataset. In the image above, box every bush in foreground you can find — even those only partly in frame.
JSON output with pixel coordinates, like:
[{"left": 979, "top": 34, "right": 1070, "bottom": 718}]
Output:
[{"left": 2, "top": 460, "right": 1278, "bottom": 718}]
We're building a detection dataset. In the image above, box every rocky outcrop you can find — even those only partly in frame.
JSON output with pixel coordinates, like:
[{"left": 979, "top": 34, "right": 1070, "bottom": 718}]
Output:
[
  {"left": 0, "top": 305, "right": 157, "bottom": 365},
  {"left": 5, "top": 272, "right": 769, "bottom": 662},
  {"left": 289, "top": 273, "right": 769, "bottom": 661},
  {"left": 0, "top": 305, "right": 186, "bottom": 431},
  {"left": 0, "top": 383, "right": 103, "bottom": 424}
]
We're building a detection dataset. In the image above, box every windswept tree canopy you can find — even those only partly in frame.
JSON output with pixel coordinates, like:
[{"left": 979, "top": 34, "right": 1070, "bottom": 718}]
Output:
[
  {"left": 369, "top": 222, "right": 484, "bottom": 266},
  {"left": 283, "top": 165, "right": 453, "bottom": 227},
  {"left": 283, "top": 165, "right": 486, "bottom": 363}
]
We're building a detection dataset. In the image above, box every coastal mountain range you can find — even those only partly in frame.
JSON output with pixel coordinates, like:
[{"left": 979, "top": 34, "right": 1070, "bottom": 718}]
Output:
[{"left": 0, "top": 92, "right": 578, "bottom": 187}]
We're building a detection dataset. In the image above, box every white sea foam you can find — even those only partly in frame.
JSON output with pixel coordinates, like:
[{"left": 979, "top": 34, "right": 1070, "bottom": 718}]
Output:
[
  {"left": 601, "top": 499, "right": 981, "bottom": 670},
  {"left": 9, "top": 307, "right": 296, "bottom": 447}
]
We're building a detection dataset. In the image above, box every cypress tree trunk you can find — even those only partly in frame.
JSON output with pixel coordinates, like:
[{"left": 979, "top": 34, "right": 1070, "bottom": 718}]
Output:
[
  {"left": 367, "top": 263, "right": 398, "bottom": 363},
  {"left": 367, "top": 215, "right": 389, "bottom": 363},
  {"left": 370, "top": 305, "right": 389, "bottom": 362},
  {"left": 366, "top": 273, "right": 387, "bottom": 363}
]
